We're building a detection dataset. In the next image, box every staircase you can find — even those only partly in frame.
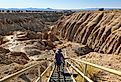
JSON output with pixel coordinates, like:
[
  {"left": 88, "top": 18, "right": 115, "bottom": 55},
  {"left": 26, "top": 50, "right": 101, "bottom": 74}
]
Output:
[{"left": 49, "top": 64, "right": 73, "bottom": 82}]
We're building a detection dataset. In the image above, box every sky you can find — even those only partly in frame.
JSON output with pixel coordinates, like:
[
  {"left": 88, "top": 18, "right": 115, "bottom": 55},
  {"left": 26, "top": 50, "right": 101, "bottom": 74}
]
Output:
[{"left": 0, "top": 0, "right": 121, "bottom": 9}]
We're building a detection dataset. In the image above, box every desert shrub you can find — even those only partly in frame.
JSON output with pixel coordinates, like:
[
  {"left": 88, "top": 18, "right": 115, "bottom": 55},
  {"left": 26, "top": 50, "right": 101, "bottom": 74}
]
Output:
[
  {"left": 2, "top": 10, "right": 4, "bottom": 12},
  {"left": 6, "top": 10, "right": 10, "bottom": 13},
  {"left": 98, "top": 8, "right": 104, "bottom": 11}
]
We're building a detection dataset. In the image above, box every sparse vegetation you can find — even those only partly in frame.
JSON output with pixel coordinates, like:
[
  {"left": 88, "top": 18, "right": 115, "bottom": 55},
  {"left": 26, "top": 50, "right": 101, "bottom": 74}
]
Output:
[{"left": 98, "top": 8, "right": 104, "bottom": 11}]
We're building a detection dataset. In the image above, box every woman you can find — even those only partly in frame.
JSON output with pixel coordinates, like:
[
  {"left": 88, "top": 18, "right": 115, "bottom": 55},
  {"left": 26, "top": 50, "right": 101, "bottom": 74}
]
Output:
[{"left": 54, "top": 49, "right": 64, "bottom": 80}]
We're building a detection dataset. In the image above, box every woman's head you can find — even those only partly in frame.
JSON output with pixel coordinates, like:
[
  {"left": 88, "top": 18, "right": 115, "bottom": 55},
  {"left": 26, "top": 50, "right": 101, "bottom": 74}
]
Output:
[
  {"left": 55, "top": 48, "right": 62, "bottom": 53},
  {"left": 58, "top": 49, "right": 62, "bottom": 52}
]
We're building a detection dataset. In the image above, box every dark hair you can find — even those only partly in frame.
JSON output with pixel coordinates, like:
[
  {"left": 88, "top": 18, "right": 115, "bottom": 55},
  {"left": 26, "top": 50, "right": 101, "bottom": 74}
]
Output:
[
  {"left": 58, "top": 49, "right": 62, "bottom": 52},
  {"left": 53, "top": 49, "right": 56, "bottom": 53}
]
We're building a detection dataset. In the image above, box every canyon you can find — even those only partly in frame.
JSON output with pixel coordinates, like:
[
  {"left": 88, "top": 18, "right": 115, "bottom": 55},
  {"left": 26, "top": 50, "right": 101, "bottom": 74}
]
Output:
[{"left": 0, "top": 10, "right": 121, "bottom": 82}]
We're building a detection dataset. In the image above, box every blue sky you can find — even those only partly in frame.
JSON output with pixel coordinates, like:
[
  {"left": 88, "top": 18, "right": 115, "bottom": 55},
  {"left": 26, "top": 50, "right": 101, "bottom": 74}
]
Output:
[{"left": 0, "top": 0, "right": 121, "bottom": 9}]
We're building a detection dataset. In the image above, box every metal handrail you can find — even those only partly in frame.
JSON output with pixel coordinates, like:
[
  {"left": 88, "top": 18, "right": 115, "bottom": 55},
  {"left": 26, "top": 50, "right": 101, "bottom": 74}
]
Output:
[
  {"left": 0, "top": 57, "right": 54, "bottom": 82},
  {"left": 41, "top": 63, "right": 53, "bottom": 77},
  {"left": 0, "top": 62, "right": 41, "bottom": 82},
  {"left": 71, "top": 58, "right": 121, "bottom": 77},
  {"left": 66, "top": 60, "right": 93, "bottom": 82},
  {"left": 35, "top": 63, "right": 53, "bottom": 82},
  {"left": 47, "top": 64, "right": 55, "bottom": 82},
  {"left": 2, "top": 57, "right": 120, "bottom": 82},
  {"left": 66, "top": 67, "right": 77, "bottom": 82}
]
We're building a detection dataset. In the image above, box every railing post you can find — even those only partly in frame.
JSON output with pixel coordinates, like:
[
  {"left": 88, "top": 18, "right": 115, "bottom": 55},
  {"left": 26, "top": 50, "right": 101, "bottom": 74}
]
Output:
[
  {"left": 38, "top": 65, "right": 42, "bottom": 82},
  {"left": 82, "top": 64, "right": 87, "bottom": 82}
]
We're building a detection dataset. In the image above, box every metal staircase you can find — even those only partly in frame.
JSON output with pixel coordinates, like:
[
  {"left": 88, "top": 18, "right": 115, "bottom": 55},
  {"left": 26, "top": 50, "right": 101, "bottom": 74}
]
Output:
[{"left": 49, "top": 64, "right": 73, "bottom": 82}]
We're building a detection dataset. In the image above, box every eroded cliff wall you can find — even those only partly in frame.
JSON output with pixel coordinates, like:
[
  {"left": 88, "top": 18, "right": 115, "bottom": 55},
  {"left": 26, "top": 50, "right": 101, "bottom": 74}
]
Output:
[
  {"left": 0, "top": 12, "right": 63, "bottom": 35},
  {"left": 55, "top": 10, "right": 121, "bottom": 54}
]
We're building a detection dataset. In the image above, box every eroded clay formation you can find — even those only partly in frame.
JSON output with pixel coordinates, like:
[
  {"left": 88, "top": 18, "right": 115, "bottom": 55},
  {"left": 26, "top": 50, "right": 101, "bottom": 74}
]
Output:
[{"left": 55, "top": 11, "right": 121, "bottom": 54}]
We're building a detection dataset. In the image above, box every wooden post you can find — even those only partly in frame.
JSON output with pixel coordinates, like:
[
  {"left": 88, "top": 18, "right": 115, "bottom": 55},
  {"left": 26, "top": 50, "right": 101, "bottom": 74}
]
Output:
[
  {"left": 82, "top": 64, "right": 87, "bottom": 82},
  {"left": 38, "top": 65, "right": 41, "bottom": 82}
]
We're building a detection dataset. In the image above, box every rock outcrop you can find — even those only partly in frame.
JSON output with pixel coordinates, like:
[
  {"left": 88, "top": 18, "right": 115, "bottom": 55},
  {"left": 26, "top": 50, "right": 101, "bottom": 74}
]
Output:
[
  {"left": 0, "top": 47, "right": 29, "bottom": 65},
  {"left": 1, "top": 30, "right": 58, "bottom": 56},
  {"left": 55, "top": 10, "right": 121, "bottom": 54}
]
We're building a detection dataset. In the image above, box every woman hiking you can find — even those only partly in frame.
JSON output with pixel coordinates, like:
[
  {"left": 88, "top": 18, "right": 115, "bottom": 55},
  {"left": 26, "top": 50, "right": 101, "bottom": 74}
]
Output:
[{"left": 54, "top": 49, "right": 65, "bottom": 81}]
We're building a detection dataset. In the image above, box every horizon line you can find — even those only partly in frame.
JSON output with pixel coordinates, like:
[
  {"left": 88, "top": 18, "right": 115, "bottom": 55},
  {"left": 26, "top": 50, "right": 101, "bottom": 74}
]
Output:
[{"left": 0, "top": 7, "right": 121, "bottom": 9}]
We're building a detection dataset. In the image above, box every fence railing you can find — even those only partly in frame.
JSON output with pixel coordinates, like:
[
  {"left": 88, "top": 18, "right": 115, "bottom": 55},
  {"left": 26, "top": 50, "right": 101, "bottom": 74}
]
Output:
[
  {"left": 47, "top": 64, "right": 55, "bottom": 82},
  {"left": 0, "top": 61, "right": 53, "bottom": 82},
  {"left": 66, "top": 60, "right": 93, "bottom": 82},
  {"left": 1, "top": 57, "right": 121, "bottom": 82},
  {"left": 35, "top": 63, "right": 53, "bottom": 82},
  {"left": 68, "top": 58, "right": 121, "bottom": 82},
  {"left": 71, "top": 58, "right": 121, "bottom": 76}
]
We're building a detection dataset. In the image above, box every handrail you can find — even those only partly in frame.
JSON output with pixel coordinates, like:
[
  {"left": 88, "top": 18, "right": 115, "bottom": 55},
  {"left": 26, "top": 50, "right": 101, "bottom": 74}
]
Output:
[
  {"left": 41, "top": 63, "right": 53, "bottom": 77},
  {"left": 35, "top": 63, "right": 53, "bottom": 82},
  {"left": 47, "top": 64, "right": 55, "bottom": 82},
  {"left": 2, "top": 56, "right": 120, "bottom": 82},
  {"left": 0, "top": 62, "right": 41, "bottom": 82},
  {"left": 66, "top": 67, "right": 77, "bottom": 82},
  {"left": 71, "top": 58, "right": 121, "bottom": 77},
  {"left": 66, "top": 60, "right": 93, "bottom": 82}
]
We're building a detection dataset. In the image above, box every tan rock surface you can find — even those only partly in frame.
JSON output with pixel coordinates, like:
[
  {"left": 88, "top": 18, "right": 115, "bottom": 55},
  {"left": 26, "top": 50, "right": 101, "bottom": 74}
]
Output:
[
  {"left": 55, "top": 10, "right": 121, "bottom": 54},
  {"left": 0, "top": 47, "right": 29, "bottom": 65}
]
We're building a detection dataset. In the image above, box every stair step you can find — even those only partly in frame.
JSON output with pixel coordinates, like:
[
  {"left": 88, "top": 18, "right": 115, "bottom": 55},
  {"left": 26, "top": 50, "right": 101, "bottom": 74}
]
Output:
[
  {"left": 50, "top": 79, "right": 73, "bottom": 82},
  {"left": 49, "top": 65, "right": 73, "bottom": 82},
  {"left": 51, "top": 77, "right": 71, "bottom": 79}
]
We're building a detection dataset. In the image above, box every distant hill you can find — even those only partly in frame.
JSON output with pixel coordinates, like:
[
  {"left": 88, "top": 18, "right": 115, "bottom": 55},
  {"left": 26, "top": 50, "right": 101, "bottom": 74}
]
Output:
[
  {"left": 0, "top": 8, "right": 120, "bottom": 12},
  {"left": 0, "top": 8, "right": 64, "bottom": 11}
]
